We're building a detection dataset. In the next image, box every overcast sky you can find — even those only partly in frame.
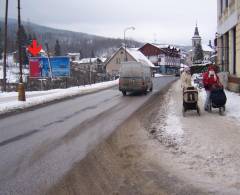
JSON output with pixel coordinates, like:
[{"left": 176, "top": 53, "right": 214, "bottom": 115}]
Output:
[{"left": 1, "top": 0, "right": 217, "bottom": 45}]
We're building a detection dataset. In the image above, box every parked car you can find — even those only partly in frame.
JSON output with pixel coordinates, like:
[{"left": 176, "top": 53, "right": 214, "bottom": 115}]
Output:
[{"left": 119, "top": 61, "right": 153, "bottom": 96}]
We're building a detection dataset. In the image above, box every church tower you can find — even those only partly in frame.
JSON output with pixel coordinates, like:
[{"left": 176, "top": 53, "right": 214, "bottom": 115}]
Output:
[{"left": 192, "top": 24, "right": 202, "bottom": 48}]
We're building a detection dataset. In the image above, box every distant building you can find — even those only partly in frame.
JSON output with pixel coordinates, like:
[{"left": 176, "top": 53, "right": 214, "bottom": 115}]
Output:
[
  {"left": 105, "top": 47, "right": 155, "bottom": 77},
  {"left": 139, "top": 43, "right": 181, "bottom": 74},
  {"left": 67, "top": 53, "right": 81, "bottom": 61},
  {"left": 71, "top": 57, "right": 108, "bottom": 84},
  {"left": 72, "top": 57, "right": 107, "bottom": 73},
  {"left": 217, "top": 0, "right": 240, "bottom": 92},
  {"left": 187, "top": 25, "right": 215, "bottom": 65}
]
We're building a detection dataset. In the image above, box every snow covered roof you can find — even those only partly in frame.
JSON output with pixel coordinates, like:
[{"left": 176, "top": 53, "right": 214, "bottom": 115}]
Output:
[
  {"left": 148, "top": 43, "right": 179, "bottom": 51},
  {"left": 127, "top": 48, "right": 155, "bottom": 68},
  {"left": 188, "top": 45, "right": 214, "bottom": 53},
  {"left": 74, "top": 57, "right": 107, "bottom": 64},
  {"left": 67, "top": 53, "right": 80, "bottom": 56},
  {"left": 202, "top": 45, "right": 214, "bottom": 52},
  {"left": 180, "top": 63, "right": 189, "bottom": 68},
  {"left": 79, "top": 58, "right": 97, "bottom": 63}
]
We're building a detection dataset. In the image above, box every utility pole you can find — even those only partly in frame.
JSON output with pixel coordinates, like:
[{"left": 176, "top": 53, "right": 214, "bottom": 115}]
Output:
[
  {"left": 45, "top": 43, "right": 53, "bottom": 80},
  {"left": 3, "top": 0, "right": 9, "bottom": 92},
  {"left": 17, "top": 0, "right": 26, "bottom": 101},
  {"left": 88, "top": 58, "right": 92, "bottom": 84}
]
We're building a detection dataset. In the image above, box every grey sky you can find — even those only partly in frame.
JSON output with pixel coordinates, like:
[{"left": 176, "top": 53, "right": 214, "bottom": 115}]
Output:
[{"left": 1, "top": 0, "right": 217, "bottom": 45}]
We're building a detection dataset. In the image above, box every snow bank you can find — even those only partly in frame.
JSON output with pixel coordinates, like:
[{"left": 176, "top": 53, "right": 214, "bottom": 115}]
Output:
[
  {"left": 0, "top": 80, "right": 118, "bottom": 115},
  {"left": 165, "top": 98, "right": 183, "bottom": 138},
  {"left": 154, "top": 73, "right": 164, "bottom": 78},
  {"left": 225, "top": 91, "right": 240, "bottom": 120}
]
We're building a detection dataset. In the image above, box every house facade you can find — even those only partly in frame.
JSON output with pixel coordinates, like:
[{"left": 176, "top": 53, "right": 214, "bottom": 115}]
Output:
[
  {"left": 139, "top": 43, "right": 181, "bottom": 74},
  {"left": 105, "top": 47, "right": 155, "bottom": 77},
  {"left": 217, "top": 0, "right": 240, "bottom": 92}
]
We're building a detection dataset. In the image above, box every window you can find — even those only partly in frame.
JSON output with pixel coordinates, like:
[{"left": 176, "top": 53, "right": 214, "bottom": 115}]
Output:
[
  {"left": 225, "top": 0, "right": 228, "bottom": 7},
  {"left": 116, "top": 58, "right": 121, "bottom": 64},
  {"left": 233, "top": 27, "right": 236, "bottom": 74},
  {"left": 225, "top": 32, "right": 229, "bottom": 72},
  {"left": 220, "top": 0, "right": 223, "bottom": 15}
]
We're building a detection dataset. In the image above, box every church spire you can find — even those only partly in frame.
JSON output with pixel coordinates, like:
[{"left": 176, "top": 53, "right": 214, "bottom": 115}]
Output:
[
  {"left": 192, "top": 23, "right": 202, "bottom": 48},
  {"left": 194, "top": 23, "right": 200, "bottom": 37}
]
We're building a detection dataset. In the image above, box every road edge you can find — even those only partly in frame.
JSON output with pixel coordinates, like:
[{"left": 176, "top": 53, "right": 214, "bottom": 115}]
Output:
[{"left": 0, "top": 84, "right": 118, "bottom": 119}]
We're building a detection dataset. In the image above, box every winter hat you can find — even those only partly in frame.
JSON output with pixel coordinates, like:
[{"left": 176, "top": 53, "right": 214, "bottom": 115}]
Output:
[{"left": 184, "top": 67, "right": 190, "bottom": 72}]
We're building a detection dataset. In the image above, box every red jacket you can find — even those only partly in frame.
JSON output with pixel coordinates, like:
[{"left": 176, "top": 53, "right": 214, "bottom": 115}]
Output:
[{"left": 203, "top": 69, "right": 222, "bottom": 91}]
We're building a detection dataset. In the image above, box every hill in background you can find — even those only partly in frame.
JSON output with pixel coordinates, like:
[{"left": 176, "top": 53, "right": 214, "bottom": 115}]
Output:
[{"left": 0, "top": 18, "right": 141, "bottom": 58}]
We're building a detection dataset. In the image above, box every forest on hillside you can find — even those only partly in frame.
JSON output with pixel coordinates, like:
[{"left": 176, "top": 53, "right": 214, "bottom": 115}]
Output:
[{"left": 0, "top": 18, "right": 141, "bottom": 58}]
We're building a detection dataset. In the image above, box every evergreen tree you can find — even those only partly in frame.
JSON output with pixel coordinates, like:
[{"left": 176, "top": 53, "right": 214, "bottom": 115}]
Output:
[
  {"left": 17, "top": 25, "right": 29, "bottom": 65},
  {"left": 32, "top": 32, "right": 37, "bottom": 40},
  {"left": 79, "top": 48, "right": 83, "bottom": 59},
  {"left": 91, "top": 49, "right": 95, "bottom": 58},
  {"left": 54, "top": 40, "right": 61, "bottom": 56},
  {"left": 193, "top": 44, "right": 204, "bottom": 64},
  {"left": 0, "top": 27, "right": 3, "bottom": 60},
  {"left": 28, "top": 33, "right": 33, "bottom": 44}
]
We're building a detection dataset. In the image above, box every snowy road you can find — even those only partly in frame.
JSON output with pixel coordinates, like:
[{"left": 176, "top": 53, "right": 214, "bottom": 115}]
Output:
[
  {"left": 46, "top": 80, "right": 240, "bottom": 195},
  {"left": 0, "top": 76, "right": 176, "bottom": 195}
]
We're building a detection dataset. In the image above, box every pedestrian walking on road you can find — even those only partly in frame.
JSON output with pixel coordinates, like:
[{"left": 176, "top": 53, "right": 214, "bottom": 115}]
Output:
[
  {"left": 181, "top": 67, "right": 192, "bottom": 91},
  {"left": 203, "top": 65, "right": 222, "bottom": 111}
]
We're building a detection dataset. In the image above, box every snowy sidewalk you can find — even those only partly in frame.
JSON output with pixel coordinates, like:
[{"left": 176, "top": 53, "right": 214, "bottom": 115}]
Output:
[
  {"left": 0, "top": 80, "right": 118, "bottom": 115},
  {"left": 149, "top": 80, "right": 240, "bottom": 194}
]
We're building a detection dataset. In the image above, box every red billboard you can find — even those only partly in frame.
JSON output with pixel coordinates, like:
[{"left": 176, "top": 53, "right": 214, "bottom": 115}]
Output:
[{"left": 29, "top": 58, "right": 41, "bottom": 78}]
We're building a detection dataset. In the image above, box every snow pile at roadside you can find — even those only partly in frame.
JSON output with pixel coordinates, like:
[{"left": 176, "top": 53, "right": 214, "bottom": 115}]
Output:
[
  {"left": 151, "top": 85, "right": 184, "bottom": 147},
  {"left": 224, "top": 91, "right": 240, "bottom": 119},
  {"left": 164, "top": 98, "right": 184, "bottom": 139},
  {"left": 154, "top": 73, "right": 164, "bottom": 78},
  {"left": 0, "top": 80, "right": 118, "bottom": 114}
]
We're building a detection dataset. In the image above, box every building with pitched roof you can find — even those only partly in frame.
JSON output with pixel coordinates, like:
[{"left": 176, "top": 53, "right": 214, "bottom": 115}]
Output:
[
  {"left": 105, "top": 47, "right": 155, "bottom": 77},
  {"left": 139, "top": 43, "right": 181, "bottom": 74}
]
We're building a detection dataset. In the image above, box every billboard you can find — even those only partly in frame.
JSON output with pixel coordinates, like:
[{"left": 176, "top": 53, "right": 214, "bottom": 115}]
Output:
[{"left": 29, "top": 57, "right": 70, "bottom": 78}]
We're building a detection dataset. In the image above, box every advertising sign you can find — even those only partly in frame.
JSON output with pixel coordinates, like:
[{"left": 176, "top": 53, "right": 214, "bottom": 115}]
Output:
[{"left": 29, "top": 57, "right": 70, "bottom": 78}]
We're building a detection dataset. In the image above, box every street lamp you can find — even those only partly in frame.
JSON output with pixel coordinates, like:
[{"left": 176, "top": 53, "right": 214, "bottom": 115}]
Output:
[{"left": 124, "top": 26, "right": 135, "bottom": 61}]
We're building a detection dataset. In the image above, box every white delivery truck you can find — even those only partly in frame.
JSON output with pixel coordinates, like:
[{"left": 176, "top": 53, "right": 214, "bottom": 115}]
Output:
[{"left": 119, "top": 61, "right": 153, "bottom": 96}]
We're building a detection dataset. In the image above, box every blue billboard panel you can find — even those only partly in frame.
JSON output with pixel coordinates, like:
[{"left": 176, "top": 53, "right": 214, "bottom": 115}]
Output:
[{"left": 29, "top": 56, "right": 70, "bottom": 78}]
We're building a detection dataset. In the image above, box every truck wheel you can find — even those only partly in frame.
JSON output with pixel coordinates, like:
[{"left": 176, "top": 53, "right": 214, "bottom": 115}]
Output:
[{"left": 122, "top": 91, "right": 127, "bottom": 96}]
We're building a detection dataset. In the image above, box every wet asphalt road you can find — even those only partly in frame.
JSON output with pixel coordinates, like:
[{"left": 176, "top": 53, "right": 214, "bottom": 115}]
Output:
[{"left": 0, "top": 76, "right": 176, "bottom": 195}]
